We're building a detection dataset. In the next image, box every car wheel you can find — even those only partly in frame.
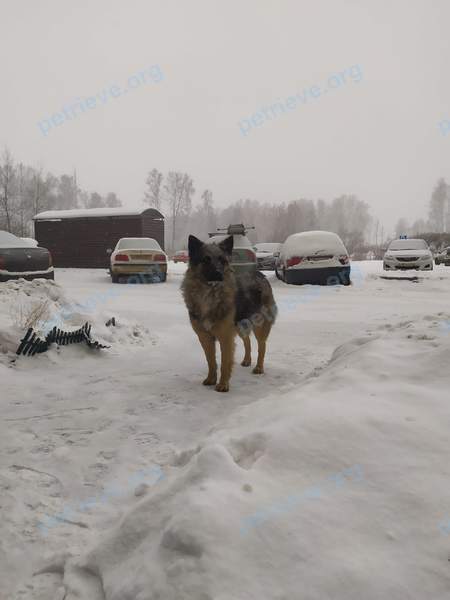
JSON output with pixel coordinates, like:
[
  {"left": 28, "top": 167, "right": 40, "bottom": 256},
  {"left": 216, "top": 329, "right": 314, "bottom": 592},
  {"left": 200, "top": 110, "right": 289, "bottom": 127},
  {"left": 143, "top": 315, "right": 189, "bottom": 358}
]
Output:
[
  {"left": 160, "top": 273, "right": 167, "bottom": 282},
  {"left": 326, "top": 275, "right": 341, "bottom": 286},
  {"left": 275, "top": 267, "right": 282, "bottom": 280},
  {"left": 340, "top": 272, "right": 351, "bottom": 286},
  {"left": 111, "top": 274, "right": 119, "bottom": 283}
]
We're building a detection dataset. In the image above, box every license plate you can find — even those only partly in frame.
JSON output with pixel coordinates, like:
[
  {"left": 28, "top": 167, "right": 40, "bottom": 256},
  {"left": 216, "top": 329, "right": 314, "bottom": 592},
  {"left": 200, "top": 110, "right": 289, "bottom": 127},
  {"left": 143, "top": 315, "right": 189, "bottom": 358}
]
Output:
[{"left": 130, "top": 254, "right": 153, "bottom": 260}]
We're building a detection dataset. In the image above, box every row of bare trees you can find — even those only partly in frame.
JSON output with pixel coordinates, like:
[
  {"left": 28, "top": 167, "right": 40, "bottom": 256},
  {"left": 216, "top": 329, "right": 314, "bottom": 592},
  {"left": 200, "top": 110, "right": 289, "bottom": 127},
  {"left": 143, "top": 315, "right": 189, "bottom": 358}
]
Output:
[
  {"left": 143, "top": 168, "right": 373, "bottom": 253},
  {"left": 395, "top": 178, "right": 450, "bottom": 239},
  {"left": 143, "top": 169, "right": 196, "bottom": 250},
  {"left": 0, "top": 148, "right": 122, "bottom": 236},
  {"left": 1, "top": 149, "right": 374, "bottom": 250}
]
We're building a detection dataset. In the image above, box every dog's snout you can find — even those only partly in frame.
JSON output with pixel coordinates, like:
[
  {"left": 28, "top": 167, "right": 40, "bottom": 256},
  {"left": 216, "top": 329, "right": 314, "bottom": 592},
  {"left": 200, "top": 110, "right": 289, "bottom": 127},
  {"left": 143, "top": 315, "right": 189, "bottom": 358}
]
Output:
[{"left": 211, "top": 268, "right": 223, "bottom": 281}]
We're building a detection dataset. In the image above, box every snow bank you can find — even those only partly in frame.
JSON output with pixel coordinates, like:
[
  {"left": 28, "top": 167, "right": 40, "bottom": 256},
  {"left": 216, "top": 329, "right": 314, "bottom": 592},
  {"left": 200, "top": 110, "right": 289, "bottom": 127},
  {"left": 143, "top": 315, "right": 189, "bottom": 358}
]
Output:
[
  {"left": 43, "top": 315, "right": 450, "bottom": 600},
  {"left": 0, "top": 278, "right": 68, "bottom": 355},
  {"left": 0, "top": 278, "right": 154, "bottom": 359}
]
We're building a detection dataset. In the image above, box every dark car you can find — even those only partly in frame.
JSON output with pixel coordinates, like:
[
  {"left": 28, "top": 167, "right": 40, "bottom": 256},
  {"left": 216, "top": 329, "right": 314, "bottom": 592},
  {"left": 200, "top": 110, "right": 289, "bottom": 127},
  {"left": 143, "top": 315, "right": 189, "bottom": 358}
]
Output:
[
  {"left": 254, "top": 242, "right": 281, "bottom": 271},
  {"left": 275, "top": 230, "right": 351, "bottom": 285},
  {"left": 435, "top": 247, "right": 450, "bottom": 266},
  {"left": 172, "top": 250, "right": 189, "bottom": 263},
  {"left": 0, "top": 231, "right": 54, "bottom": 282},
  {"left": 207, "top": 224, "right": 257, "bottom": 273}
]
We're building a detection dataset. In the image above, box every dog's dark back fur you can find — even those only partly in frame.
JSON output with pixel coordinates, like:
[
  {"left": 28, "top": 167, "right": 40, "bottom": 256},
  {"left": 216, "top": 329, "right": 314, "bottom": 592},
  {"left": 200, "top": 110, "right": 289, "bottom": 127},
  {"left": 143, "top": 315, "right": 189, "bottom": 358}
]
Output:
[{"left": 234, "top": 270, "right": 276, "bottom": 327}]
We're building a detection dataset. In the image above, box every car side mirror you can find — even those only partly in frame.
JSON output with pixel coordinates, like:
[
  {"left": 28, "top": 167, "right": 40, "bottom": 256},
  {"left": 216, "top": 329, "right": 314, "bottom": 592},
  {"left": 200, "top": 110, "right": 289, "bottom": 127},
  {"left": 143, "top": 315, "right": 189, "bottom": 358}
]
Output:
[
  {"left": 106, "top": 248, "right": 112, "bottom": 254},
  {"left": 273, "top": 252, "right": 280, "bottom": 258}
]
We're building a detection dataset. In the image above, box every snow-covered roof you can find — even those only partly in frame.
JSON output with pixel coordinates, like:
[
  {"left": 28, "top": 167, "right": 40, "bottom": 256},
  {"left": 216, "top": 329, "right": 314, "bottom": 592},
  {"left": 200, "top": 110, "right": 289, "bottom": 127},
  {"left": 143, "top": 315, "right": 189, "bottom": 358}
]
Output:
[
  {"left": 0, "top": 231, "right": 30, "bottom": 248},
  {"left": 207, "top": 234, "right": 253, "bottom": 249},
  {"left": 282, "top": 230, "right": 347, "bottom": 255},
  {"left": 21, "top": 237, "right": 38, "bottom": 247},
  {"left": 34, "top": 208, "right": 158, "bottom": 220}
]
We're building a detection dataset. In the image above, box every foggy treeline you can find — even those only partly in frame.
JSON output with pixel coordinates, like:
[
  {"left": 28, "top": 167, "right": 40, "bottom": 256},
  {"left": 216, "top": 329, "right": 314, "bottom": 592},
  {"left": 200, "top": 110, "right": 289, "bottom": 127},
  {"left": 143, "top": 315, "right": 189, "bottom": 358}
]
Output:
[
  {"left": 2, "top": 148, "right": 449, "bottom": 252},
  {"left": 395, "top": 178, "right": 450, "bottom": 238},
  {"left": 144, "top": 168, "right": 373, "bottom": 253},
  {"left": 0, "top": 148, "right": 122, "bottom": 236},
  {"left": 144, "top": 168, "right": 450, "bottom": 253}
]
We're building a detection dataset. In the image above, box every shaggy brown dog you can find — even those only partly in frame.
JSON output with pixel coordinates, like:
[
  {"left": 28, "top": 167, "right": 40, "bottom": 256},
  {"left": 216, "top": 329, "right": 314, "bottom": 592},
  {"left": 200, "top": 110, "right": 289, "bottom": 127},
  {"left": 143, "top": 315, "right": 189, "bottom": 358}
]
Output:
[{"left": 181, "top": 235, "right": 277, "bottom": 392}]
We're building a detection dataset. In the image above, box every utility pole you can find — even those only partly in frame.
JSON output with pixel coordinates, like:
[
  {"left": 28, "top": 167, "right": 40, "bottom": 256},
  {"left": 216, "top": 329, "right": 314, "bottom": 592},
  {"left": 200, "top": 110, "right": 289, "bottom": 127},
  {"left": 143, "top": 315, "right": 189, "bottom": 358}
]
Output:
[
  {"left": 18, "top": 162, "right": 24, "bottom": 235},
  {"left": 73, "top": 169, "right": 78, "bottom": 207}
]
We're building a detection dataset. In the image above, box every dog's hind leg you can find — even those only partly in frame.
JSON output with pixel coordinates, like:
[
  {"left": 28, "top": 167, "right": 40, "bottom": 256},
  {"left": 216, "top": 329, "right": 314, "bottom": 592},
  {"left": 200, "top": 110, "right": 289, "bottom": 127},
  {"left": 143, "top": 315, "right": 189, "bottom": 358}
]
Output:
[
  {"left": 252, "top": 320, "right": 272, "bottom": 374},
  {"left": 238, "top": 333, "right": 251, "bottom": 367},
  {"left": 216, "top": 331, "right": 235, "bottom": 392}
]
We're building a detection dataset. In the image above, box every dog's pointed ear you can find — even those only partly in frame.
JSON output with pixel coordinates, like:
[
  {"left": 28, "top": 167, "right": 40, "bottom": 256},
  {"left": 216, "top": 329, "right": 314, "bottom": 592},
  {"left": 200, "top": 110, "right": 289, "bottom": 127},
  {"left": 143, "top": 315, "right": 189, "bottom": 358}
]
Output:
[
  {"left": 188, "top": 235, "right": 204, "bottom": 264},
  {"left": 219, "top": 236, "right": 234, "bottom": 256}
]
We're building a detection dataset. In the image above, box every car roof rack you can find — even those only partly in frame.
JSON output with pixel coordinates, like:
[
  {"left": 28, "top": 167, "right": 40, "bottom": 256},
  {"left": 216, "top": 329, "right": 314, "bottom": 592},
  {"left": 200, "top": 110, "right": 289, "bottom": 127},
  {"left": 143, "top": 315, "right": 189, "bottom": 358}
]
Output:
[{"left": 208, "top": 224, "right": 255, "bottom": 237}]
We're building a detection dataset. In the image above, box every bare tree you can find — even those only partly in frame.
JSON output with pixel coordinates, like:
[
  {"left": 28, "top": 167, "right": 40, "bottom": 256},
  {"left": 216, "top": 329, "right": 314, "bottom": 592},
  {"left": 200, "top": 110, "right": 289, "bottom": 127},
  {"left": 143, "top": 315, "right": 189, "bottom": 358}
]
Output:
[
  {"left": 164, "top": 172, "right": 194, "bottom": 250},
  {"left": 144, "top": 168, "right": 163, "bottom": 210},
  {"left": 429, "top": 178, "right": 448, "bottom": 232},
  {"left": 0, "top": 148, "right": 16, "bottom": 232},
  {"left": 54, "top": 174, "right": 79, "bottom": 210},
  {"left": 15, "top": 163, "right": 27, "bottom": 236},
  {"left": 105, "top": 192, "right": 122, "bottom": 207},
  {"left": 201, "top": 189, "right": 216, "bottom": 232},
  {"left": 33, "top": 167, "right": 44, "bottom": 216},
  {"left": 86, "top": 192, "right": 105, "bottom": 208}
]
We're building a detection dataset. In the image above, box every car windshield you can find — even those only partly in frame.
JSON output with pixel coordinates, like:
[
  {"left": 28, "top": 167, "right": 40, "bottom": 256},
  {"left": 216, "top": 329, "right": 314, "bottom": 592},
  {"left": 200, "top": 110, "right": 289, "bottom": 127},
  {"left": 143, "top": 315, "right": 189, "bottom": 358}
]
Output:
[
  {"left": 388, "top": 239, "right": 428, "bottom": 251},
  {"left": 254, "top": 243, "right": 280, "bottom": 253},
  {"left": 208, "top": 234, "right": 253, "bottom": 249},
  {"left": 117, "top": 238, "right": 161, "bottom": 250}
]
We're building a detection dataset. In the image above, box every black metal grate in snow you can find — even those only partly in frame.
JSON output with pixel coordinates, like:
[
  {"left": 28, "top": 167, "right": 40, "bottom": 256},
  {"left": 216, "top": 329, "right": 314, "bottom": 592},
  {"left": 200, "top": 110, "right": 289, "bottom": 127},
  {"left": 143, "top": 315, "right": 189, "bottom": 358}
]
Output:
[{"left": 16, "top": 323, "right": 110, "bottom": 356}]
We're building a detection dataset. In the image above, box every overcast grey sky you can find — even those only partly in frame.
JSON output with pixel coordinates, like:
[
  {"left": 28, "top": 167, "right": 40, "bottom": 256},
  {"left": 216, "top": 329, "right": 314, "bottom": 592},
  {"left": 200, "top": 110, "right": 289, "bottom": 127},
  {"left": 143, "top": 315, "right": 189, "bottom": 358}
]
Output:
[{"left": 1, "top": 0, "right": 449, "bottom": 234}]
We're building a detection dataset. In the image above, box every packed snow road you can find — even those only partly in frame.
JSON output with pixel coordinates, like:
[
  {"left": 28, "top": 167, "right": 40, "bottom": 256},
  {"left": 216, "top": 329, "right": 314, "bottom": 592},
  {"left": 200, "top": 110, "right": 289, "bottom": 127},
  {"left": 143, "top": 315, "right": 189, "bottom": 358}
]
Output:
[{"left": 1, "top": 261, "right": 450, "bottom": 599}]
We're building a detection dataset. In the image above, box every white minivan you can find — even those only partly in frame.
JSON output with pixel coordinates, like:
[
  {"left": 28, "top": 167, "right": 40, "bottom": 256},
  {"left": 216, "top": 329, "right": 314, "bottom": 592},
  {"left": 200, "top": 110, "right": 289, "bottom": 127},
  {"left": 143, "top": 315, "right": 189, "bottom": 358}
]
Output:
[{"left": 275, "top": 231, "right": 351, "bottom": 285}]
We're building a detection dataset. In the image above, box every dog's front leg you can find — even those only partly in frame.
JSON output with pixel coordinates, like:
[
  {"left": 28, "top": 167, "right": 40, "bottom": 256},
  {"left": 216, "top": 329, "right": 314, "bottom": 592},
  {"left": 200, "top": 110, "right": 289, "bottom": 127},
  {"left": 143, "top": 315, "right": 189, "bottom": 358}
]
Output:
[
  {"left": 192, "top": 321, "right": 217, "bottom": 385},
  {"left": 216, "top": 332, "right": 235, "bottom": 392}
]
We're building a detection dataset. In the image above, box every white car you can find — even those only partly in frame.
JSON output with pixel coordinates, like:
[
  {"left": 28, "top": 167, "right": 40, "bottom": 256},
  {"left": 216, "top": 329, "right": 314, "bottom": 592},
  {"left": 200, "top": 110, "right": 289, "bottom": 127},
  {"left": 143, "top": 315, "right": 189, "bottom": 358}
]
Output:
[
  {"left": 110, "top": 237, "right": 167, "bottom": 283},
  {"left": 383, "top": 239, "right": 433, "bottom": 271},
  {"left": 275, "top": 230, "right": 351, "bottom": 285}
]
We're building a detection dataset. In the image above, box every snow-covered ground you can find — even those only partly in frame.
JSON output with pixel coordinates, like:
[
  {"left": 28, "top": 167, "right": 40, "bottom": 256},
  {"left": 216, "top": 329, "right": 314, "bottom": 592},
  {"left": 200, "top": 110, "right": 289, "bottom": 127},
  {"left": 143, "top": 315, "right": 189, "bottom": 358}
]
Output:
[{"left": 1, "top": 261, "right": 450, "bottom": 599}]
